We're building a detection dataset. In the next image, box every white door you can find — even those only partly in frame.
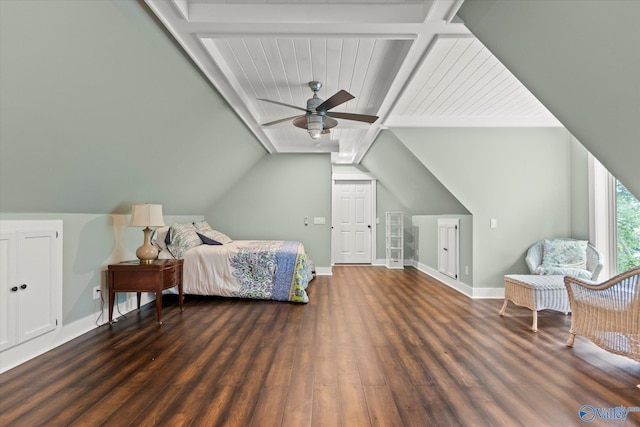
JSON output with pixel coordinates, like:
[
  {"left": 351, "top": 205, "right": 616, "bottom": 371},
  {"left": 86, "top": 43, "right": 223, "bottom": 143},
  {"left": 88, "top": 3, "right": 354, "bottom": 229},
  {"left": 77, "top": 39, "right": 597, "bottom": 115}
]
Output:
[
  {"left": 333, "top": 181, "right": 372, "bottom": 264},
  {"left": 438, "top": 218, "right": 459, "bottom": 280},
  {"left": 17, "top": 230, "right": 57, "bottom": 343},
  {"left": 0, "top": 232, "right": 17, "bottom": 351}
]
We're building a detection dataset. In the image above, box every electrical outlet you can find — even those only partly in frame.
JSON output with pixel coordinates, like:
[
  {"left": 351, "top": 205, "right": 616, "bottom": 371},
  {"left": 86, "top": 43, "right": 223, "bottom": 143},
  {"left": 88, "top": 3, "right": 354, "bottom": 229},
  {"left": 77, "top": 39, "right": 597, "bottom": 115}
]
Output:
[{"left": 93, "top": 286, "right": 101, "bottom": 300}]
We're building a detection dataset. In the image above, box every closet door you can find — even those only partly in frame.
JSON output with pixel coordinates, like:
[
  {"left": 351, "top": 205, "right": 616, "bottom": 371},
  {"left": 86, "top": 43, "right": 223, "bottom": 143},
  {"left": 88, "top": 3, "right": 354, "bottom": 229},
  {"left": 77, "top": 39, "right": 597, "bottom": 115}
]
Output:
[
  {"left": 0, "top": 232, "right": 17, "bottom": 351},
  {"left": 17, "top": 230, "right": 57, "bottom": 343},
  {"left": 438, "top": 219, "right": 459, "bottom": 280}
]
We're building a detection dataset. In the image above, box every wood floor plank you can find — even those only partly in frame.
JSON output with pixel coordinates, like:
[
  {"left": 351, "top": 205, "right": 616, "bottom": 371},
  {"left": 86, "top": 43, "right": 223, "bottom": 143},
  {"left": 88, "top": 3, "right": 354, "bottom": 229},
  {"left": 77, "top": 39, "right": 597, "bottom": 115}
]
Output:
[
  {"left": 363, "top": 385, "right": 404, "bottom": 427},
  {"left": 312, "top": 384, "right": 341, "bottom": 427},
  {"left": 1, "top": 266, "right": 638, "bottom": 427}
]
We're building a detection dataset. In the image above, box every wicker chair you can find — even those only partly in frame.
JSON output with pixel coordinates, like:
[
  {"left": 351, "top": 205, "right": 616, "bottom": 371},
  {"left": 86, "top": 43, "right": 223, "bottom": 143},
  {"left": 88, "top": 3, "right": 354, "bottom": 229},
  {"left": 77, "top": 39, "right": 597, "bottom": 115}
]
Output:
[
  {"left": 526, "top": 238, "right": 603, "bottom": 281},
  {"left": 564, "top": 266, "right": 640, "bottom": 362}
]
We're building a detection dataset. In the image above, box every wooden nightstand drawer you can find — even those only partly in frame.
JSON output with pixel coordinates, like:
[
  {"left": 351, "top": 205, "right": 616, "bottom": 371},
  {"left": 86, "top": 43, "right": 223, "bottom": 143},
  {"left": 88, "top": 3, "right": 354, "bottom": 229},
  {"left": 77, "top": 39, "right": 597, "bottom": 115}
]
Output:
[
  {"left": 163, "top": 268, "right": 178, "bottom": 289},
  {"left": 111, "top": 270, "right": 159, "bottom": 291},
  {"left": 107, "top": 259, "right": 183, "bottom": 325}
]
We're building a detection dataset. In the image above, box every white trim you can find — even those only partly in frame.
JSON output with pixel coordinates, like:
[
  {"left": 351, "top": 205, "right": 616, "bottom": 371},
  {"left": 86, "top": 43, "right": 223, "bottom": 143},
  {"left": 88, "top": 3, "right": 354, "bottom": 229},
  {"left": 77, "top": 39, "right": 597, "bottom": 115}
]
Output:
[
  {"left": 315, "top": 266, "right": 333, "bottom": 276},
  {"left": 437, "top": 218, "right": 459, "bottom": 280},
  {"left": 414, "top": 261, "right": 503, "bottom": 299},
  {"left": 0, "top": 292, "right": 156, "bottom": 374},
  {"left": 588, "top": 153, "right": 616, "bottom": 280},
  {"left": 331, "top": 177, "right": 377, "bottom": 266},
  {"left": 331, "top": 171, "right": 377, "bottom": 181},
  {"left": 385, "top": 115, "right": 562, "bottom": 128}
]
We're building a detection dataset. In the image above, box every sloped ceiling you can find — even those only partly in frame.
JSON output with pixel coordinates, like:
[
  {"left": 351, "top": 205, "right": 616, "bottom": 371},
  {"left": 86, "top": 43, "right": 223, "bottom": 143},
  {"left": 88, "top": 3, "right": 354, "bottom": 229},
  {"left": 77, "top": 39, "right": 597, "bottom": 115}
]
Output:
[
  {"left": 458, "top": 0, "right": 640, "bottom": 198},
  {"left": 145, "top": 0, "right": 560, "bottom": 164},
  {"left": 0, "top": 0, "right": 267, "bottom": 215}
]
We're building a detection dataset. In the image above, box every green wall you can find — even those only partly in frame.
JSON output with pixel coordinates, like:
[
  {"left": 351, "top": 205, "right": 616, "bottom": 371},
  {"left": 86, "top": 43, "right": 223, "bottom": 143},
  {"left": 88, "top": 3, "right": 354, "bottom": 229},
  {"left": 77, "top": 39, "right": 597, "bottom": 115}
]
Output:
[
  {"left": 0, "top": 0, "right": 598, "bottom": 317},
  {"left": 206, "top": 154, "right": 332, "bottom": 267},
  {"left": 0, "top": 0, "right": 332, "bottom": 329},
  {"left": 458, "top": 0, "right": 640, "bottom": 199},
  {"left": 0, "top": 213, "right": 202, "bottom": 324},
  {"left": 362, "top": 130, "right": 470, "bottom": 260},
  {"left": 0, "top": 0, "right": 265, "bottom": 215},
  {"left": 393, "top": 127, "right": 589, "bottom": 288},
  {"left": 412, "top": 214, "right": 473, "bottom": 285}
]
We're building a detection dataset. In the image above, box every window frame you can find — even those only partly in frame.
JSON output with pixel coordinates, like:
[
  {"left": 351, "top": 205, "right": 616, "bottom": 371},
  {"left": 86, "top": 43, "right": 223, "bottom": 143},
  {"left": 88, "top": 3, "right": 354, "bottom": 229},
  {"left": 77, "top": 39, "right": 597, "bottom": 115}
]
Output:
[{"left": 587, "top": 152, "right": 617, "bottom": 280}]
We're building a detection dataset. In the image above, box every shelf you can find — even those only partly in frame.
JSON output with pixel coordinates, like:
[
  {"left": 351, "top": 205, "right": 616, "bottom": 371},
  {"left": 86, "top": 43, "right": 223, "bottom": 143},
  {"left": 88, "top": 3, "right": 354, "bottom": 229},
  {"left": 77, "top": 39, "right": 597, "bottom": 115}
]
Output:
[{"left": 385, "top": 212, "right": 404, "bottom": 270}]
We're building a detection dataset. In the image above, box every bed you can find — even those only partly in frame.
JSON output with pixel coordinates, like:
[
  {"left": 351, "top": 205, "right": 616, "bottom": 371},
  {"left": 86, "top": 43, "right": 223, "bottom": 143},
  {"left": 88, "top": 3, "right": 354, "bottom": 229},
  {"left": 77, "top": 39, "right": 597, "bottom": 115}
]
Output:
[{"left": 152, "top": 221, "right": 313, "bottom": 303}]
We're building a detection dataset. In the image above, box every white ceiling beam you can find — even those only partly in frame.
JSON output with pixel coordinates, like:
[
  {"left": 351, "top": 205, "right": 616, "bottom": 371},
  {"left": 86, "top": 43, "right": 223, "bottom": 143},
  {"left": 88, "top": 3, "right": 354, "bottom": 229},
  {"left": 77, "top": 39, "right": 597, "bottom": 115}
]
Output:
[
  {"left": 385, "top": 116, "right": 563, "bottom": 128},
  {"left": 188, "top": 4, "right": 429, "bottom": 24}
]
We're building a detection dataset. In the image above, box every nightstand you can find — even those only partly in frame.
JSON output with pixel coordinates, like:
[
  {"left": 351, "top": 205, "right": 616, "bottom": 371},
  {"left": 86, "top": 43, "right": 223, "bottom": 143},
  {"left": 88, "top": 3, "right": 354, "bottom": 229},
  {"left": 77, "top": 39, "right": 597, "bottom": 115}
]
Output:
[{"left": 107, "top": 259, "right": 183, "bottom": 324}]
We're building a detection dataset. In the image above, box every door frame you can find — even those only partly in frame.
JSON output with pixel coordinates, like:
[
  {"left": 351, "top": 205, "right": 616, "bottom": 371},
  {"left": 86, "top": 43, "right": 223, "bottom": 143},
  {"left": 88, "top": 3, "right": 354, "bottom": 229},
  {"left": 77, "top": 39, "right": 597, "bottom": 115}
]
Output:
[
  {"left": 331, "top": 172, "right": 377, "bottom": 266},
  {"left": 437, "top": 218, "right": 459, "bottom": 280}
]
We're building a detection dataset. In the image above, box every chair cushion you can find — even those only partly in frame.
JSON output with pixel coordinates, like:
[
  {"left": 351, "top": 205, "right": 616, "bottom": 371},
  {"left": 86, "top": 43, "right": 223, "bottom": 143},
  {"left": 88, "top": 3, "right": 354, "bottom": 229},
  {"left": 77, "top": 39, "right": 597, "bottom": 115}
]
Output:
[
  {"left": 538, "top": 266, "right": 593, "bottom": 280},
  {"left": 537, "top": 239, "right": 591, "bottom": 279}
]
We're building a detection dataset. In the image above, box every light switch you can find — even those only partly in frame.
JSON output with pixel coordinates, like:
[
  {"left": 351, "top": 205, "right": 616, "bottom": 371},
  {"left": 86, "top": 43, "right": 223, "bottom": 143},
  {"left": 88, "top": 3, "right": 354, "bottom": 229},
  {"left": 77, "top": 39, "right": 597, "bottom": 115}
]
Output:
[
  {"left": 490, "top": 218, "right": 498, "bottom": 228},
  {"left": 313, "top": 217, "right": 326, "bottom": 225}
]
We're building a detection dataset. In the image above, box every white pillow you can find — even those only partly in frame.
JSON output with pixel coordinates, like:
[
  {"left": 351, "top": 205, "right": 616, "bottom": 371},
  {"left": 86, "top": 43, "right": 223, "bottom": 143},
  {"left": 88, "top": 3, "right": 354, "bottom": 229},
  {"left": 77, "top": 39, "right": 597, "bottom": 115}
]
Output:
[
  {"left": 151, "top": 226, "right": 171, "bottom": 250},
  {"left": 193, "top": 221, "right": 232, "bottom": 244},
  {"left": 167, "top": 222, "right": 202, "bottom": 258}
]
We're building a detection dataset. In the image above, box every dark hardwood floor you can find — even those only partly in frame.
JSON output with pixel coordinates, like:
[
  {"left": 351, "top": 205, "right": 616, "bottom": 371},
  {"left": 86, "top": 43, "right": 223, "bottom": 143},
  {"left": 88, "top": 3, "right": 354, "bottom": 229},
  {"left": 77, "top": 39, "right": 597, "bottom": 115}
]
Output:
[{"left": 1, "top": 266, "right": 638, "bottom": 426}]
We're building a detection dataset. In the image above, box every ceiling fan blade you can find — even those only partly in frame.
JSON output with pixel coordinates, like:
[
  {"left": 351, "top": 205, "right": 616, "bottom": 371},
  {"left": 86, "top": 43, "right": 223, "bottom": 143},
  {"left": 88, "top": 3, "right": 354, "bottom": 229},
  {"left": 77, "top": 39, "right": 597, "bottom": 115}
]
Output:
[
  {"left": 257, "top": 98, "right": 307, "bottom": 112},
  {"left": 327, "top": 111, "right": 379, "bottom": 124},
  {"left": 261, "top": 115, "right": 304, "bottom": 127},
  {"left": 316, "top": 90, "right": 354, "bottom": 112}
]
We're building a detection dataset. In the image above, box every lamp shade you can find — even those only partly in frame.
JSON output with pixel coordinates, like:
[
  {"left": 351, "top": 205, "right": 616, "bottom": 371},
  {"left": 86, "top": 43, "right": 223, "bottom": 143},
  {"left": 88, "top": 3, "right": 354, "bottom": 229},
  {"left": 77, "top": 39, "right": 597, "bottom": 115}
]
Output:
[{"left": 129, "top": 204, "right": 165, "bottom": 227}]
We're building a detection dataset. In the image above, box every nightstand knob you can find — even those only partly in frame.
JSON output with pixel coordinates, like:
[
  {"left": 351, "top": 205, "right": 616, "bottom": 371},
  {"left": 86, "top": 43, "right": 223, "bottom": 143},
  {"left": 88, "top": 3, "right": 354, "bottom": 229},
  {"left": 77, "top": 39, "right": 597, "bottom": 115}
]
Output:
[
  {"left": 11, "top": 286, "right": 18, "bottom": 292},
  {"left": 20, "top": 284, "right": 27, "bottom": 290}
]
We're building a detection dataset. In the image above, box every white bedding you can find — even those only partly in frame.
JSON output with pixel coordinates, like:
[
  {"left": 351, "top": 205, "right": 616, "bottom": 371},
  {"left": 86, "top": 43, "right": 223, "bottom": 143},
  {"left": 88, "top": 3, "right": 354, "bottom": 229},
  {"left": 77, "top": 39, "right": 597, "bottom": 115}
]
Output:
[{"left": 159, "top": 240, "right": 312, "bottom": 303}]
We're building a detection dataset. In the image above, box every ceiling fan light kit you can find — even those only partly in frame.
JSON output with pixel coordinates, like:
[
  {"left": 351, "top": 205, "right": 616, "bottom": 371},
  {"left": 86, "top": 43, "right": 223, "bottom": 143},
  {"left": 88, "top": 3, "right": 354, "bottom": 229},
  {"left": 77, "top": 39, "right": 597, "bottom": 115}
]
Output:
[{"left": 259, "top": 81, "right": 378, "bottom": 140}]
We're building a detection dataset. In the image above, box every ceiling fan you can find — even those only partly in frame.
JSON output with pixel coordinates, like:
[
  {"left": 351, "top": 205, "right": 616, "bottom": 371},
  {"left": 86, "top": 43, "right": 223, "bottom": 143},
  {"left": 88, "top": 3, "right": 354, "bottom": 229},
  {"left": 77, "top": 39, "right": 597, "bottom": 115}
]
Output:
[{"left": 258, "top": 81, "right": 378, "bottom": 140}]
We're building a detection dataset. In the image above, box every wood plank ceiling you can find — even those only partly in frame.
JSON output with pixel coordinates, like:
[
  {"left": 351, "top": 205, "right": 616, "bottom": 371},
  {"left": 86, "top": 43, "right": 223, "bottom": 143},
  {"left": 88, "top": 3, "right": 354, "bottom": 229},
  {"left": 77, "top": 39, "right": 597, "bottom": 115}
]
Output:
[{"left": 145, "top": 0, "right": 560, "bottom": 164}]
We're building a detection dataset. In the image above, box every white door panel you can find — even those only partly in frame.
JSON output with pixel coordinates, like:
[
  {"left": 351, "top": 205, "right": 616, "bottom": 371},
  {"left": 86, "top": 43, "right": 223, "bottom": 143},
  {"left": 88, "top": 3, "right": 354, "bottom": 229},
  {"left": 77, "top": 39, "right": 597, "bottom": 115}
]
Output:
[
  {"left": 438, "top": 218, "right": 459, "bottom": 280},
  {"left": 333, "top": 181, "right": 372, "bottom": 264}
]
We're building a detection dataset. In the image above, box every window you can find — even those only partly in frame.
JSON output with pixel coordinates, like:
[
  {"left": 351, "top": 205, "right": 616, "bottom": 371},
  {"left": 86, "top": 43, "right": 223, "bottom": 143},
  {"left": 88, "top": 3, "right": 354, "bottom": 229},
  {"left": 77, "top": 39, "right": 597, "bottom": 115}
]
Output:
[
  {"left": 616, "top": 180, "right": 640, "bottom": 272},
  {"left": 589, "top": 153, "right": 640, "bottom": 278}
]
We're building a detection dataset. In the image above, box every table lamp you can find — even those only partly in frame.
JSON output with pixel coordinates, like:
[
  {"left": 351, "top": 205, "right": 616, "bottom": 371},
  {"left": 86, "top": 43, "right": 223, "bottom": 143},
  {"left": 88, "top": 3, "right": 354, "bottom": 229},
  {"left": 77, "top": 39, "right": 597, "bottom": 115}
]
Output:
[{"left": 129, "top": 203, "right": 165, "bottom": 264}]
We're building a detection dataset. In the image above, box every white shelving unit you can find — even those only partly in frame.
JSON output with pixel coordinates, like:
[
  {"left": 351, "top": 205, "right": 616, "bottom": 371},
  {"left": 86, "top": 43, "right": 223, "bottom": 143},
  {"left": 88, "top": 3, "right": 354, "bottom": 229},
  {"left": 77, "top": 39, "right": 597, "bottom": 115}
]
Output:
[{"left": 385, "top": 212, "right": 404, "bottom": 269}]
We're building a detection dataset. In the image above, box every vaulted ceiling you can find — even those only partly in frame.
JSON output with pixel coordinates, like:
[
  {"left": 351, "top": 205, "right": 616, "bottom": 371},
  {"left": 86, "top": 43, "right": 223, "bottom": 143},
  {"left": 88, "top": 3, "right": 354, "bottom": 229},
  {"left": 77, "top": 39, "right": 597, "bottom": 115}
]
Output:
[{"left": 145, "top": 0, "right": 560, "bottom": 163}]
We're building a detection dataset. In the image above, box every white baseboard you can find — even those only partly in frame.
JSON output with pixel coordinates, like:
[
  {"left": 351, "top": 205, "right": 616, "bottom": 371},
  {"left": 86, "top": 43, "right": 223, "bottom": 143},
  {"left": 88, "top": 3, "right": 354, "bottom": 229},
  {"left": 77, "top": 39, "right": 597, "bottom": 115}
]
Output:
[
  {"left": 372, "top": 258, "right": 414, "bottom": 268},
  {"left": 414, "top": 262, "right": 504, "bottom": 299},
  {"left": 315, "top": 266, "right": 332, "bottom": 275},
  {"left": 0, "top": 292, "right": 156, "bottom": 374}
]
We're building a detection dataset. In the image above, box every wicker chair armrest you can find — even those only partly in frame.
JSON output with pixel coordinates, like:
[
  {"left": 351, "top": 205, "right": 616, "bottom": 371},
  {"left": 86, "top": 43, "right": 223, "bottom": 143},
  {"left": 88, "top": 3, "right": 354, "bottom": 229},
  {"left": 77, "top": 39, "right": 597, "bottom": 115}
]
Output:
[
  {"left": 564, "top": 266, "right": 639, "bottom": 362},
  {"left": 586, "top": 243, "right": 604, "bottom": 281},
  {"left": 525, "top": 242, "right": 543, "bottom": 274},
  {"left": 564, "top": 266, "right": 640, "bottom": 292}
]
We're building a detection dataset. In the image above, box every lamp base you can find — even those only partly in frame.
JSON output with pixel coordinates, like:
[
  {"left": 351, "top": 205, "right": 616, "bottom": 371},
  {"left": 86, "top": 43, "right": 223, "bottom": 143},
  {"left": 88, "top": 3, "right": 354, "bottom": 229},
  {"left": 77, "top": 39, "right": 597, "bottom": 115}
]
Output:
[{"left": 136, "top": 227, "right": 158, "bottom": 264}]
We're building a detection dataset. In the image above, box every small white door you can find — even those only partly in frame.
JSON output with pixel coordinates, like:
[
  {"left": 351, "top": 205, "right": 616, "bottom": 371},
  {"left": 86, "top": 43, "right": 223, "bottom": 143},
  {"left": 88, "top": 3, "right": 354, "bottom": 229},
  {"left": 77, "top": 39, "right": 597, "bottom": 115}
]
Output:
[
  {"left": 438, "top": 218, "right": 459, "bottom": 280},
  {"left": 0, "top": 232, "right": 17, "bottom": 351},
  {"left": 333, "top": 180, "right": 372, "bottom": 264},
  {"left": 17, "top": 230, "right": 57, "bottom": 343}
]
